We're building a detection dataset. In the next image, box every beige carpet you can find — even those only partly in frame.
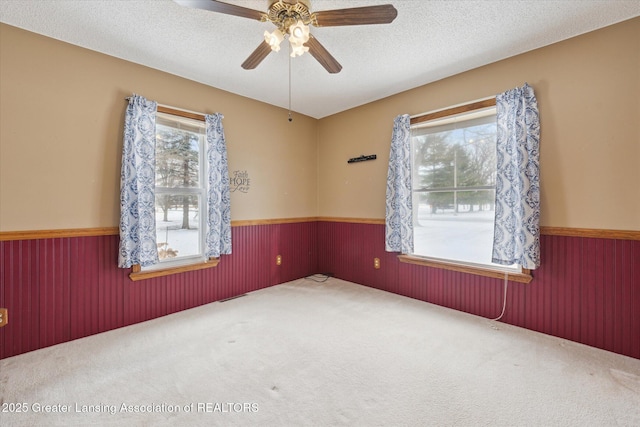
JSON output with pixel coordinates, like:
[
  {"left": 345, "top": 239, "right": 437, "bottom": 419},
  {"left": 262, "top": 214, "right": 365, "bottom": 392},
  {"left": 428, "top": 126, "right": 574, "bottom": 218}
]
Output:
[{"left": 1, "top": 277, "right": 639, "bottom": 426}]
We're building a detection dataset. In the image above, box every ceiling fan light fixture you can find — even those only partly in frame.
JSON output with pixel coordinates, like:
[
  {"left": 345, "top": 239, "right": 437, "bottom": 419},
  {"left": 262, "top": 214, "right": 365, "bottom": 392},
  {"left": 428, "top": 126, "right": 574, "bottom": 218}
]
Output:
[
  {"left": 176, "top": 0, "right": 398, "bottom": 73},
  {"left": 264, "top": 29, "right": 284, "bottom": 52},
  {"left": 289, "top": 40, "right": 309, "bottom": 57},
  {"left": 288, "top": 19, "right": 310, "bottom": 45}
]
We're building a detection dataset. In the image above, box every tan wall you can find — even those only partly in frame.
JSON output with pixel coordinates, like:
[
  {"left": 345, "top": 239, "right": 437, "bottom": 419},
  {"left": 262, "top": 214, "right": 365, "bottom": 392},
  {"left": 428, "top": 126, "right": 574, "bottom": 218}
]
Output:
[
  {"left": 0, "top": 24, "right": 318, "bottom": 231},
  {"left": 2, "top": 19, "right": 639, "bottom": 232},
  {"left": 318, "top": 18, "right": 640, "bottom": 230}
]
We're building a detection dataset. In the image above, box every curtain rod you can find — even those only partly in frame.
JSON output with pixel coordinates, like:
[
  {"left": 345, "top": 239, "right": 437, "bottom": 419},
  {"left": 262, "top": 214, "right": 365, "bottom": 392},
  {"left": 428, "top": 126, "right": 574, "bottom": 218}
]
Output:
[
  {"left": 124, "top": 97, "right": 207, "bottom": 121},
  {"left": 409, "top": 95, "right": 496, "bottom": 120},
  {"left": 410, "top": 96, "right": 496, "bottom": 126}
]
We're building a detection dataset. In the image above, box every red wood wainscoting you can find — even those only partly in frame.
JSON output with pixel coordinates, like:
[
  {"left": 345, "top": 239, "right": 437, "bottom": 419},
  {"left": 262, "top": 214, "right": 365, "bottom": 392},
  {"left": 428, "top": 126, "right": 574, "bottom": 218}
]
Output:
[
  {"left": 317, "top": 220, "right": 640, "bottom": 360},
  {"left": 0, "top": 221, "right": 318, "bottom": 359},
  {"left": 1, "top": 219, "right": 638, "bottom": 360}
]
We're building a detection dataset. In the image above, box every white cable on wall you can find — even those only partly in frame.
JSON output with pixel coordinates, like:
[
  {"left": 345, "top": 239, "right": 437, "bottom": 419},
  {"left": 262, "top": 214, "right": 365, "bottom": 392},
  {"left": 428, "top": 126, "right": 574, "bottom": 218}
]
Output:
[{"left": 491, "top": 272, "right": 509, "bottom": 321}]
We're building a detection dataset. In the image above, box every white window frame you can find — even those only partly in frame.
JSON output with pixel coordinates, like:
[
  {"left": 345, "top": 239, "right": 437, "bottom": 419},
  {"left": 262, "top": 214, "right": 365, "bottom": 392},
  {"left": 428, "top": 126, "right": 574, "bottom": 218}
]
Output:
[
  {"left": 130, "top": 107, "right": 220, "bottom": 281},
  {"left": 143, "top": 111, "right": 208, "bottom": 271},
  {"left": 402, "top": 99, "right": 532, "bottom": 283}
]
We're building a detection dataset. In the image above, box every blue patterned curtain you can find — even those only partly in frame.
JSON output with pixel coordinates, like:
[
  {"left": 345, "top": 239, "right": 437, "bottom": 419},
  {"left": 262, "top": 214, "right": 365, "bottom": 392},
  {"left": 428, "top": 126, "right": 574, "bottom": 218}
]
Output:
[
  {"left": 385, "top": 114, "right": 413, "bottom": 253},
  {"left": 205, "top": 114, "right": 232, "bottom": 257},
  {"left": 118, "top": 95, "right": 159, "bottom": 268},
  {"left": 492, "top": 83, "right": 540, "bottom": 269}
]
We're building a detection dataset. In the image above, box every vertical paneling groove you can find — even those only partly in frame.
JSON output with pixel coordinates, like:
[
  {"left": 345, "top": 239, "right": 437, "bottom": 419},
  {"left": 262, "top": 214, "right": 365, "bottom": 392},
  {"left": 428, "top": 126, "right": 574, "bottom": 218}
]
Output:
[
  {"left": 26, "top": 241, "right": 38, "bottom": 354},
  {"left": 0, "top": 241, "right": 5, "bottom": 354},
  {"left": 544, "top": 234, "right": 558, "bottom": 337},
  {"left": 617, "top": 240, "right": 640, "bottom": 357},
  {"left": 632, "top": 240, "right": 638, "bottom": 358},
  {"left": 0, "top": 241, "right": 6, "bottom": 355},
  {"left": 38, "top": 239, "right": 49, "bottom": 348},
  {"left": 613, "top": 240, "right": 625, "bottom": 353}
]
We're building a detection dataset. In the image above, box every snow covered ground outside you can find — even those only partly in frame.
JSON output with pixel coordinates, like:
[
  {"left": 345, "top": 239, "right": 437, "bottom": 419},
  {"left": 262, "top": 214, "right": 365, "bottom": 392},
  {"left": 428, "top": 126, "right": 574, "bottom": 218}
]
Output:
[
  {"left": 155, "top": 209, "right": 200, "bottom": 259},
  {"left": 155, "top": 206, "right": 506, "bottom": 268},
  {"left": 414, "top": 204, "right": 497, "bottom": 266}
]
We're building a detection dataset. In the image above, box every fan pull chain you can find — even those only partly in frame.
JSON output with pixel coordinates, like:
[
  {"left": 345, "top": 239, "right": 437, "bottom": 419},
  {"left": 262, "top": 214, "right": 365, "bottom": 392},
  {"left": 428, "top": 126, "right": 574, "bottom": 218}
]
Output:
[{"left": 288, "top": 42, "right": 293, "bottom": 122}]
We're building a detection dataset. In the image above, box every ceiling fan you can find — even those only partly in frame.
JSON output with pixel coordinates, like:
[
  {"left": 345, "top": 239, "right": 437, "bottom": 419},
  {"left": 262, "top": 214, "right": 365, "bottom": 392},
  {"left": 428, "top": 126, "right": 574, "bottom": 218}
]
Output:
[{"left": 173, "top": 0, "right": 398, "bottom": 74}]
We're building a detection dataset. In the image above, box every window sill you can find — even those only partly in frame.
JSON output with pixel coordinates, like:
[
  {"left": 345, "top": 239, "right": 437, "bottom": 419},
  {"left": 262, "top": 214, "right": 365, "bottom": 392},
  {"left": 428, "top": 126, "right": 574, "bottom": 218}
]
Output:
[
  {"left": 397, "top": 255, "right": 532, "bottom": 284},
  {"left": 129, "top": 258, "right": 220, "bottom": 281}
]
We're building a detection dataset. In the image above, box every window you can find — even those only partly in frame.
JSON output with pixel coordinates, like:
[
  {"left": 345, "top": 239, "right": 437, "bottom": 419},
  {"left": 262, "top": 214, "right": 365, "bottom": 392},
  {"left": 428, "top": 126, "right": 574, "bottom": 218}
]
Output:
[
  {"left": 409, "top": 101, "right": 521, "bottom": 274},
  {"left": 147, "top": 110, "right": 208, "bottom": 270},
  {"left": 119, "top": 95, "right": 230, "bottom": 280}
]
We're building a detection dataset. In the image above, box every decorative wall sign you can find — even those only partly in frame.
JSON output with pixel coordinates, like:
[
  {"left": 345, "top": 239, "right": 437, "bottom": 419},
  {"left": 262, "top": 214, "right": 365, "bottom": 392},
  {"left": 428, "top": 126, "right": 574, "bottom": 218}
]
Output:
[
  {"left": 230, "top": 170, "right": 250, "bottom": 193},
  {"left": 347, "top": 154, "right": 377, "bottom": 164}
]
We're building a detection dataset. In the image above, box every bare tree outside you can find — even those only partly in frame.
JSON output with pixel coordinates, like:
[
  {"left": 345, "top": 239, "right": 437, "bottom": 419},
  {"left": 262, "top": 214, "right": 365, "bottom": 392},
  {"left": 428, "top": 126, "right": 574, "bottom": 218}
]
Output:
[
  {"left": 153, "top": 115, "right": 205, "bottom": 261},
  {"left": 155, "top": 126, "right": 199, "bottom": 229},
  {"left": 411, "top": 115, "right": 504, "bottom": 267}
]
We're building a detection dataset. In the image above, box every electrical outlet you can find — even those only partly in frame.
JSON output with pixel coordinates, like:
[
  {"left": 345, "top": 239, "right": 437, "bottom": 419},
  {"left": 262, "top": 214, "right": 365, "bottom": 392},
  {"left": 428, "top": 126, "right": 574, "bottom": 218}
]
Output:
[
  {"left": 276, "top": 255, "right": 282, "bottom": 266},
  {"left": 374, "top": 258, "right": 380, "bottom": 269},
  {"left": 0, "top": 308, "right": 7, "bottom": 327}
]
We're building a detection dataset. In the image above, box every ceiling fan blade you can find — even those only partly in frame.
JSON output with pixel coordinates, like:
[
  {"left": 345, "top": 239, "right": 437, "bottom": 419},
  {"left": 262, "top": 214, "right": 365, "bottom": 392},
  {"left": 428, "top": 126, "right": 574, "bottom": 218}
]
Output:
[
  {"left": 241, "top": 40, "right": 273, "bottom": 70},
  {"left": 173, "top": 0, "right": 266, "bottom": 21},
  {"left": 305, "top": 35, "right": 342, "bottom": 74},
  {"left": 313, "top": 4, "right": 397, "bottom": 27}
]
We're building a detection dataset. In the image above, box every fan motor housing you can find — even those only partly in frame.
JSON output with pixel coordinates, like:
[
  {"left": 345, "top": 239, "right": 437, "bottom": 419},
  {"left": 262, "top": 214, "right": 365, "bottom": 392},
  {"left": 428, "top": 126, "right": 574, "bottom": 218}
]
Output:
[
  {"left": 267, "top": 0, "right": 314, "bottom": 29},
  {"left": 268, "top": 0, "right": 311, "bottom": 9}
]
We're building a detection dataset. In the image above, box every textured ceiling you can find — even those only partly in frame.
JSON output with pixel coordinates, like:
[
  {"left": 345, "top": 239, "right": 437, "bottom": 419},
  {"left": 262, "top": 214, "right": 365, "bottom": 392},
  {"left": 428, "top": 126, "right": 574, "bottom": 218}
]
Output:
[{"left": 1, "top": 0, "right": 639, "bottom": 118}]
